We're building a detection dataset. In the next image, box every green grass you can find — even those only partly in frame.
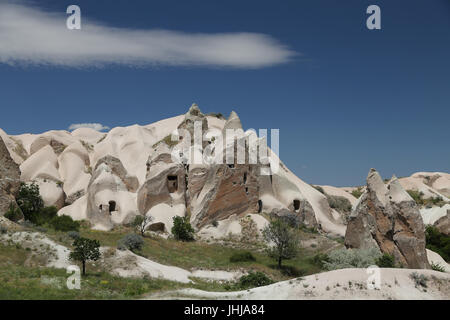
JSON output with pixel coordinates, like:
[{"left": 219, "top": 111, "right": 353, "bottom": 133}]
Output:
[
  {"left": 0, "top": 243, "right": 183, "bottom": 299},
  {"left": 77, "top": 225, "right": 329, "bottom": 282},
  {"left": 0, "top": 221, "right": 340, "bottom": 299}
]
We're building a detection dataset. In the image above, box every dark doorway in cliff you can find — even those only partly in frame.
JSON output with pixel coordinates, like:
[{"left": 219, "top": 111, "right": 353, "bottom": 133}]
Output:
[
  {"left": 258, "top": 200, "right": 263, "bottom": 213},
  {"left": 243, "top": 172, "right": 247, "bottom": 184},
  {"left": 109, "top": 201, "right": 116, "bottom": 213},
  {"left": 293, "top": 200, "right": 300, "bottom": 212},
  {"left": 167, "top": 175, "right": 178, "bottom": 193}
]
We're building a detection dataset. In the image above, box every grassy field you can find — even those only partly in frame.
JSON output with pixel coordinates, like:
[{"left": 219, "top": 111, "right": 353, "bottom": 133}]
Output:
[
  {"left": 77, "top": 224, "right": 340, "bottom": 281},
  {"left": 0, "top": 222, "right": 342, "bottom": 299}
]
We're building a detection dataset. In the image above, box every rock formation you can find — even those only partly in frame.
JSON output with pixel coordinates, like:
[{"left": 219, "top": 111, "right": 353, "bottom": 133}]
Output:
[
  {"left": 0, "top": 136, "right": 23, "bottom": 218},
  {"left": 84, "top": 156, "right": 140, "bottom": 230},
  {"left": 0, "top": 104, "right": 347, "bottom": 236},
  {"left": 433, "top": 210, "right": 449, "bottom": 236},
  {"left": 187, "top": 111, "right": 260, "bottom": 228},
  {"left": 345, "top": 169, "right": 429, "bottom": 269}
]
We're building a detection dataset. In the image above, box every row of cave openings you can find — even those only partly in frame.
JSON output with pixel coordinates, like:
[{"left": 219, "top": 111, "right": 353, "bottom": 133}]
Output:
[
  {"left": 99, "top": 201, "right": 116, "bottom": 215},
  {"left": 98, "top": 174, "right": 179, "bottom": 216}
]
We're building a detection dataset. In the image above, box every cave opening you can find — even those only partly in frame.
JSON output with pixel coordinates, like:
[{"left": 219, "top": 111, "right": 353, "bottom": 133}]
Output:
[
  {"left": 108, "top": 201, "right": 116, "bottom": 213},
  {"left": 258, "top": 200, "right": 263, "bottom": 213},
  {"left": 293, "top": 199, "right": 300, "bottom": 212},
  {"left": 167, "top": 175, "right": 178, "bottom": 193}
]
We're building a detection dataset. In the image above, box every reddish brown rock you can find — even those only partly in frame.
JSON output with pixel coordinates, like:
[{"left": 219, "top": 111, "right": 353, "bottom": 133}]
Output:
[
  {"left": 0, "top": 136, "right": 23, "bottom": 218},
  {"left": 345, "top": 169, "right": 429, "bottom": 269}
]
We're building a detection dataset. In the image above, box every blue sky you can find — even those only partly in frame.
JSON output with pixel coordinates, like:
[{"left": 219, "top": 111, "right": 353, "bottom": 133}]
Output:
[{"left": 0, "top": 0, "right": 449, "bottom": 186}]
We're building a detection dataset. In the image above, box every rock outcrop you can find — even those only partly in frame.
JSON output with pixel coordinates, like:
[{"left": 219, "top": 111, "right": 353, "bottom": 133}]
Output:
[
  {"left": 0, "top": 104, "right": 348, "bottom": 237},
  {"left": 84, "top": 156, "right": 140, "bottom": 230},
  {"left": 0, "top": 136, "right": 22, "bottom": 218},
  {"left": 345, "top": 169, "right": 429, "bottom": 269},
  {"left": 434, "top": 210, "right": 450, "bottom": 236},
  {"left": 188, "top": 111, "right": 260, "bottom": 228}
]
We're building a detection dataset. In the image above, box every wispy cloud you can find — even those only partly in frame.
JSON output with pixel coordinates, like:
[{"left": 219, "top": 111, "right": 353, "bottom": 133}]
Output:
[
  {"left": 68, "top": 123, "right": 110, "bottom": 132},
  {"left": 0, "top": 2, "right": 296, "bottom": 68}
]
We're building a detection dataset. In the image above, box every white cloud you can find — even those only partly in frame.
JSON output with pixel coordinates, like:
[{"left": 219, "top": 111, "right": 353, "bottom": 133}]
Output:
[
  {"left": 0, "top": 2, "right": 296, "bottom": 68},
  {"left": 68, "top": 123, "right": 110, "bottom": 131}
]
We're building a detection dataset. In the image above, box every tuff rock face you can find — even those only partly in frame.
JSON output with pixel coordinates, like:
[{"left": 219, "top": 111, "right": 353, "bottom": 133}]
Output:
[
  {"left": 1, "top": 104, "right": 346, "bottom": 236},
  {"left": 434, "top": 210, "right": 450, "bottom": 236},
  {"left": 345, "top": 169, "right": 429, "bottom": 269},
  {"left": 187, "top": 111, "right": 260, "bottom": 229},
  {"left": 85, "top": 155, "right": 140, "bottom": 230},
  {"left": 0, "top": 136, "right": 22, "bottom": 217}
]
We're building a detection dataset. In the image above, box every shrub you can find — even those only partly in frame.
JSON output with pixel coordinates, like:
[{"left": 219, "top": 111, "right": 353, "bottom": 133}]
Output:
[
  {"left": 276, "top": 211, "right": 301, "bottom": 228},
  {"left": 118, "top": 233, "right": 144, "bottom": 251},
  {"left": 230, "top": 251, "right": 256, "bottom": 263},
  {"left": 49, "top": 215, "right": 80, "bottom": 232},
  {"left": 171, "top": 216, "right": 195, "bottom": 241},
  {"left": 313, "top": 185, "right": 325, "bottom": 194},
  {"left": 425, "top": 225, "right": 450, "bottom": 262},
  {"left": 67, "top": 231, "right": 80, "bottom": 240},
  {"left": 410, "top": 272, "right": 428, "bottom": 288},
  {"left": 407, "top": 190, "right": 447, "bottom": 207},
  {"left": 431, "top": 262, "right": 446, "bottom": 272},
  {"left": 4, "top": 203, "right": 22, "bottom": 222},
  {"left": 326, "top": 195, "right": 352, "bottom": 213},
  {"left": 238, "top": 271, "right": 273, "bottom": 289},
  {"left": 34, "top": 206, "right": 57, "bottom": 226},
  {"left": 375, "top": 253, "right": 396, "bottom": 268},
  {"left": 211, "top": 220, "right": 219, "bottom": 227},
  {"left": 310, "top": 253, "right": 330, "bottom": 269},
  {"left": 16, "top": 182, "right": 44, "bottom": 223},
  {"left": 323, "top": 247, "right": 382, "bottom": 270},
  {"left": 351, "top": 188, "right": 363, "bottom": 199}
]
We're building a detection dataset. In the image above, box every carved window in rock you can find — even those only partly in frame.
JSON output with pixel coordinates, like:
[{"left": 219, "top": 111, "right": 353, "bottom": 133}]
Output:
[
  {"left": 167, "top": 175, "right": 178, "bottom": 193},
  {"left": 293, "top": 200, "right": 300, "bottom": 212},
  {"left": 258, "top": 200, "right": 263, "bottom": 213},
  {"left": 109, "top": 201, "right": 116, "bottom": 213}
]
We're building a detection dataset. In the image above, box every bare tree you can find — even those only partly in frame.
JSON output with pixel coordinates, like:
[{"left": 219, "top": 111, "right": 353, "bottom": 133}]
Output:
[{"left": 132, "top": 214, "right": 153, "bottom": 237}]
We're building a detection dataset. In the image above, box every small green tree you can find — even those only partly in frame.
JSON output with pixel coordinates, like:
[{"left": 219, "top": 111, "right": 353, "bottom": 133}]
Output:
[
  {"left": 16, "top": 182, "right": 44, "bottom": 223},
  {"left": 171, "top": 216, "right": 195, "bottom": 241},
  {"left": 69, "top": 237, "right": 101, "bottom": 275},
  {"left": 263, "top": 219, "right": 299, "bottom": 268}
]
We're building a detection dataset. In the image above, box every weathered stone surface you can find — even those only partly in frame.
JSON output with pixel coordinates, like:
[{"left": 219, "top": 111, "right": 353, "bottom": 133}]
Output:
[
  {"left": 94, "top": 155, "right": 139, "bottom": 192},
  {"left": 65, "top": 190, "right": 85, "bottom": 205},
  {"left": 188, "top": 111, "right": 260, "bottom": 229},
  {"left": 137, "top": 153, "right": 187, "bottom": 215},
  {"left": 0, "top": 136, "right": 23, "bottom": 218},
  {"left": 434, "top": 210, "right": 450, "bottom": 236},
  {"left": 30, "top": 136, "right": 67, "bottom": 155},
  {"left": 85, "top": 157, "right": 140, "bottom": 230},
  {"left": 345, "top": 169, "right": 429, "bottom": 269},
  {"left": 177, "top": 103, "right": 209, "bottom": 148},
  {"left": 270, "top": 199, "right": 318, "bottom": 229}
]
